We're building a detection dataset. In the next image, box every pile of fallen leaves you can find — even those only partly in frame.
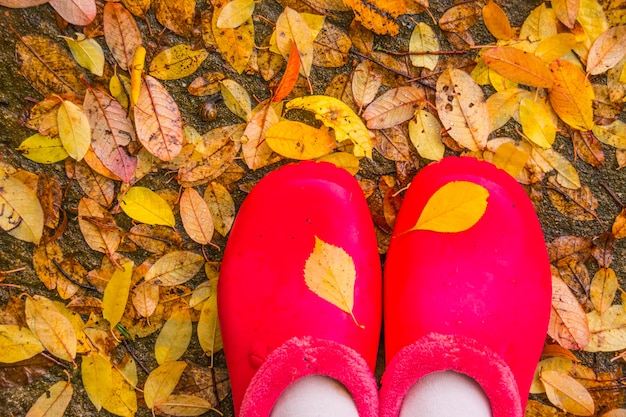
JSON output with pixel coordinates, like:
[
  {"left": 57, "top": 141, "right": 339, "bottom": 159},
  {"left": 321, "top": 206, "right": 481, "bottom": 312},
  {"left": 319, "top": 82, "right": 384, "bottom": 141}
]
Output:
[{"left": 0, "top": 0, "right": 625, "bottom": 415}]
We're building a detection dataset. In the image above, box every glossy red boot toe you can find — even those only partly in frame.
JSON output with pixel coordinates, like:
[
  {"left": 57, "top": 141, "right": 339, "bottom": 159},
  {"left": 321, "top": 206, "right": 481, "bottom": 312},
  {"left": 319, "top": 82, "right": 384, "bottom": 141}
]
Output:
[
  {"left": 218, "top": 161, "right": 382, "bottom": 417},
  {"left": 381, "top": 156, "right": 551, "bottom": 417}
]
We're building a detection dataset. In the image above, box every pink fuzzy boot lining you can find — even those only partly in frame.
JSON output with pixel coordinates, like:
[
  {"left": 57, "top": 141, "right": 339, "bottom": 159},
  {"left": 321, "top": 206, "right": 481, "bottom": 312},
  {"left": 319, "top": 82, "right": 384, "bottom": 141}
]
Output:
[
  {"left": 380, "top": 333, "right": 521, "bottom": 417},
  {"left": 240, "top": 336, "right": 379, "bottom": 417}
]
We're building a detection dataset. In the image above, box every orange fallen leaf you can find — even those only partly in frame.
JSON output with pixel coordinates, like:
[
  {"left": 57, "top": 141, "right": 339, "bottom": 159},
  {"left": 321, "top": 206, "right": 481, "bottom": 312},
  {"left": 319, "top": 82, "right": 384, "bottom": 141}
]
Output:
[
  {"left": 482, "top": 46, "right": 554, "bottom": 88},
  {"left": 548, "top": 59, "right": 594, "bottom": 131}
]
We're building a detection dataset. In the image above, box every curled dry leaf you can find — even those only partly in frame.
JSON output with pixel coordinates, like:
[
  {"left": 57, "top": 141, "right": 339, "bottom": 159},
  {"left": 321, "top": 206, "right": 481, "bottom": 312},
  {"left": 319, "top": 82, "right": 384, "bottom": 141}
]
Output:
[
  {"left": 363, "top": 86, "right": 425, "bottom": 130},
  {"left": 144, "top": 250, "right": 205, "bottom": 286},
  {"left": 540, "top": 370, "right": 595, "bottom": 416},
  {"left": 549, "top": 274, "right": 590, "bottom": 350},
  {"left": 188, "top": 72, "right": 225, "bottom": 96},
  {"left": 351, "top": 60, "right": 381, "bottom": 111},
  {"left": 103, "top": 2, "right": 142, "bottom": 71},
  {"left": 266, "top": 120, "right": 336, "bottom": 160},
  {"left": 149, "top": 45, "right": 209, "bottom": 81},
  {"left": 155, "top": 309, "right": 192, "bottom": 364},
  {"left": 134, "top": 74, "right": 184, "bottom": 162},
  {"left": 25, "top": 380, "right": 73, "bottom": 417},
  {"left": 435, "top": 69, "right": 489, "bottom": 151},
  {"left": 180, "top": 187, "right": 214, "bottom": 245}
]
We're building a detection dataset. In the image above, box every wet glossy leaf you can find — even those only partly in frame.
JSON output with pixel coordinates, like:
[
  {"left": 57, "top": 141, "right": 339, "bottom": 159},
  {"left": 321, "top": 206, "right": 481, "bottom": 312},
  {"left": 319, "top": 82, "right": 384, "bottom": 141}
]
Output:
[
  {"left": 120, "top": 186, "right": 176, "bottom": 227},
  {"left": 155, "top": 309, "right": 192, "bottom": 364},
  {"left": 363, "top": 86, "right": 425, "bottom": 130},
  {"left": 317, "top": 152, "right": 360, "bottom": 175},
  {"left": 0, "top": 172, "right": 44, "bottom": 245},
  {"left": 266, "top": 120, "right": 336, "bottom": 160},
  {"left": 153, "top": 0, "right": 195, "bottom": 37},
  {"left": 286, "top": 95, "right": 373, "bottom": 158},
  {"left": 216, "top": 0, "right": 254, "bottom": 28},
  {"left": 586, "top": 305, "right": 626, "bottom": 352},
  {"left": 103, "top": 2, "right": 142, "bottom": 71},
  {"left": 18, "top": 133, "right": 69, "bottom": 164},
  {"left": 220, "top": 79, "right": 252, "bottom": 121},
  {"left": 25, "top": 380, "right": 73, "bottom": 417},
  {"left": 198, "top": 290, "right": 222, "bottom": 357},
  {"left": 144, "top": 250, "right": 204, "bottom": 286},
  {"left": 482, "top": 1, "right": 513, "bottom": 40},
  {"left": 212, "top": 0, "right": 254, "bottom": 73},
  {"left": 149, "top": 45, "right": 209, "bottom": 81},
  {"left": 180, "top": 187, "right": 214, "bottom": 245},
  {"left": 408, "top": 108, "right": 444, "bottom": 161},
  {"left": 541, "top": 370, "right": 594, "bottom": 416},
  {"left": 305, "top": 236, "right": 360, "bottom": 326},
  {"left": 549, "top": 274, "right": 590, "bottom": 350},
  {"left": 144, "top": 361, "right": 187, "bottom": 409},
  {"left": 0, "top": 325, "right": 44, "bottom": 363},
  {"left": 78, "top": 197, "right": 121, "bottom": 256},
  {"left": 155, "top": 394, "right": 214, "bottom": 416},
  {"left": 435, "top": 68, "right": 489, "bottom": 151},
  {"left": 57, "top": 99, "right": 90, "bottom": 161},
  {"left": 531, "top": 357, "right": 575, "bottom": 394},
  {"left": 102, "top": 260, "right": 134, "bottom": 330},
  {"left": 590, "top": 268, "right": 617, "bottom": 315},
  {"left": 134, "top": 74, "right": 184, "bottom": 161},
  {"left": 351, "top": 60, "right": 381, "bottom": 111},
  {"left": 82, "top": 353, "right": 113, "bottom": 411},
  {"left": 548, "top": 59, "right": 594, "bottom": 131},
  {"left": 61, "top": 33, "right": 104, "bottom": 76},
  {"left": 84, "top": 88, "right": 137, "bottom": 183},
  {"left": 25, "top": 296, "right": 77, "bottom": 362},
  {"left": 482, "top": 47, "right": 554, "bottom": 88},
  {"left": 49, "top": 0, "right": 96, "bottom": 25}
]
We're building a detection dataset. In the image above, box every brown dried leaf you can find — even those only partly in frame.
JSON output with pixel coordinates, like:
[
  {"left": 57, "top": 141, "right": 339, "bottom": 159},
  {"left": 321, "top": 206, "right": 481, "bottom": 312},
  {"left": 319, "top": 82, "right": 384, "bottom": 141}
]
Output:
[
  {"left": 37, "top": 173, "right": 62, "bottom": 229},
  {"left": 342, "top": 0, "right": 405, "bottom": 36},
  {"left": 72, "top": 159, "right": 116, "bottom": 208},
  {"left": 592, "top": 232, "right": 615, "bottom": 268},
  {"left": 548, "top": 235, "right": 593, "bottom": 264},
  {"left": 363, "top": 86, "right": 424, "bottom": 130},
  {"left": 546, "top": 176, "right": 598, "bottom": 221},
  {"left": 188, "top": 73, "right": 226, "bottom": 96},
  {"left": 572, "top": 130, "right": 604, "bottom": 168},
  {"left": 351, "top": 61, "right": 381, "bottom": 112},
  {"left": 153, "top": 0, "right": 195, "bottom": 37},
  {"left": 554, "top": 260, "right": 590, "bottom": 309},
  {"left": 587, "top": 25, "right": 626, "bottom": 75},
  {"left": 373, "top": 124, "right": 412, "bottom": 163},
  {"left": 313, "top": 21, "right": 351, "bottom": 68},
  {"left": 144, "top": 251, "right": 205, "bottom": 286},
  {"left": 32, "top": 241, "right": 63, "bottom": 291},
  {"left": 78, "top": 198, "right": 121, "bottom": 257},
  {"left": 127, "top": 224, "right": 183, "bottom": 254},
  {"left": 103, "top": 2, "right": 142, "bottom": 71},
  {"left": 549, "top": 274, "right": 590, "bottom": 350},
  {"left": 439, "top": 2, "right": 480, "bottom": 33},
  {"left": 204, "top": 182, "right": 235, "bottom": 237},
  {"left": 180, "top": 187, "right": 214, "bottom": 246}
]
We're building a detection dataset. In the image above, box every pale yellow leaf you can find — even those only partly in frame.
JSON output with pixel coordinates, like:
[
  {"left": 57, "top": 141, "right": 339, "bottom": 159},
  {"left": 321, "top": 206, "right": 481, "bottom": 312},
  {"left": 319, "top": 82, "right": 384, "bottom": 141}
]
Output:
[
  {"left": 120, "top": 186, "right": 175, "bottom": 227},
  {"left": 57, "top": 100, "right": 90, "bottom": 161},
  {"left": 155, "top": 394, "right": 214, "bottom": 416},
  {"left": 17, "top": 133, "right": 69, "bottom": 164},
  {"left": 144, "top": 361, "right": 187, "bottom": 409},
  {"left": 204, "top": 182, "right": 235, "bottom": 237},
  {"left": 144, "top": 250, "right": 205, "bottom": 286},
  {"left": 304, "top": 236, "right": 360, "bottom": 326},
  {"left": 216, "top": 0, "right": 255, "bottom": 28},
  {"left": 492, "top": 142, "right": 529, "bottom": 178},
  {"left": 408, "top": 108, "right": 444, "bottom": 161},
  {"left": 61, "top": 33, "right": 104, "bottom": 76},
  {"left": 540, "top": 370, "right": 594, "bottom": 416},
  {"left": 0, "top": 324, "right": 44, "bottom": 363},
  {"left": 82, "top": 353, "right": 113, "bottom": 411},
  {"left": 198, "top": 292, "right": 222, "bottom": 357},
  {"left": 265, "top": 120, "right": 336, "bottom": 160},
  {"left": 585, "top": 305, "right": 626, "bottom": 352},
  {"left": 25, "top": 295, "right": 77, "bottom": 363},
  {"left": 520, "top": 3, "right": 558, "bottom": 41},
  {"left": 180, "top": 187, "right": 214, "bottom": 245},
  {"left": 275, "top": 7, "right": 314, "bottom": 77},
  {"left": 101, "top": 364, "right": 138, "bottom": 417},
  {"left": 531, "top": 357, "right": 574, "bottom": 394},
  {"left": 592, "top": 120, "right": 626, "bottom": 149},
  {"left": 549, "top": 274, "right": 590, "bottom": 350},
  {"left": 102, "top": 260, "right": 134, "bottom": 330},
  {"left": 220, "top": 79, "right": 252, "bottom": 121},
  {"left": 577, "top": 0, "right": 610, "bottom": 46},
  {"left": 316, "top": 152, "right": 360, "bottom": 175},
  {"left": 590, "top": 267, "right": 617, "bottom": 315},
  {"left": 155, "top": 309, "right": 192, "bottom": 364},
  {"left": 0, "top": 172, "right": 44, "bottom": 244},
  {"left": 25, "top": 380, "right": 73, "bottom": 417},
  {"left": 486, "top": 89, "right": 524, "bottom": 133},
  {"left": 408, "top": 22, "right": 439, "bottom": 70},
  {"left": 149, "top": 45, "right": 209, "bottom": 80},
  {"left": 520, "top": 98, "right": 556, "bottom": 148}
]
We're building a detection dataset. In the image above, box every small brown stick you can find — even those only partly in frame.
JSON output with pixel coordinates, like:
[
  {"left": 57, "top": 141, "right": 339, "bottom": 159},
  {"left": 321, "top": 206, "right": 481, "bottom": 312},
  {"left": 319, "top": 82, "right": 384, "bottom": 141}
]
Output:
[
  {"left": 600, "top": 182, "right": 625, "bottom": 208},
  {"left": 52, "top": 259, "right": 99, "bottom": 291},
  {"left": 122, "top": 339, "right": 150, "bottom": 375}
]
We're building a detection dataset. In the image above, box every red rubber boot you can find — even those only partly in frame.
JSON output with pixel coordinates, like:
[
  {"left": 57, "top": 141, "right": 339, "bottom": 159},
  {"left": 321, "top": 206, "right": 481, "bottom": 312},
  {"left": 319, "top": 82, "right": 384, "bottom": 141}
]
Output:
[
  {"left": 218, "top": 161, "right": 382, "bottom": 417},
  {"left": 380, "top": 157, "right": 551, "bottom": 417}
]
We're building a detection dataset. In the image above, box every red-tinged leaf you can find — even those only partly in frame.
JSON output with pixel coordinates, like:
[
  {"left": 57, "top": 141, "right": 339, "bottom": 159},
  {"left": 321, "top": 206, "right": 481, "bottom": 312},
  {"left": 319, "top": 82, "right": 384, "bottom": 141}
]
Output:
[
  {"left": 134, "top": 74, "right": 184, "bottom": 161},
  {"left": 362, "top": 86, "right": 425, "bottom": 130},
  {"left": 548, "top": 60, "right": 594, "bottom": 131},
  {"left": 25, "top": 380, "right": 73, "bottom": 417},
  {"left": 84, "top": 88, "right": 137, "bottom": 183},
  {"left": 586, "top": 25, "right": 626, "bottom": 75},
  {"left": 103, "top": 2, "right": 142, "bottom": 71},
  {"left": 552, "top": 0, "right": 580, "bottom": 29},
  {"left": 482, "top": 46, "right": 554, "bottom": 88},
  {"left": 272, "top": 42, "right": 301, "bottom": 102},
  {"left": 49, "top": 0, "right": 96, "bottom": 25},
  {"left": 180, "top": 187, "right": 214, "bottom": 245}
]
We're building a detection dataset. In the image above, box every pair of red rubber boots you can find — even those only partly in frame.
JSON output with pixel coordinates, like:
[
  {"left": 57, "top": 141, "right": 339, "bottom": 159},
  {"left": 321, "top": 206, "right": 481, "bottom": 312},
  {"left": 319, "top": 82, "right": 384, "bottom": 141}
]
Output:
[{"left": 218, "top": 157, "right": 552, "bottom": 417}]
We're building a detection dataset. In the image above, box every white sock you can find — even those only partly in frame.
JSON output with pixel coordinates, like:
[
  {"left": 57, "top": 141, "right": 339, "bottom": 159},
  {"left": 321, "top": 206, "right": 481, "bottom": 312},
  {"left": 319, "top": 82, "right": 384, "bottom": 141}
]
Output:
[
  {"left": 270, "top": 375, "right": 360, "bottom": 417},
  {"left": 399, "top": 371, "right": 492, "bottom": 417}
]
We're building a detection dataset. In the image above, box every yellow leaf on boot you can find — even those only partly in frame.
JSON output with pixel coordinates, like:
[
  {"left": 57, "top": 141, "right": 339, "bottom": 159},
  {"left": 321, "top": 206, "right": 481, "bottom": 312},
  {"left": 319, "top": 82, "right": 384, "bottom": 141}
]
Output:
[
  {"left": 304, "top": 236, "right": 360, "bottom": 327},
  {"left": 407, "top": 181, "right": 489, "bottom": 234}
]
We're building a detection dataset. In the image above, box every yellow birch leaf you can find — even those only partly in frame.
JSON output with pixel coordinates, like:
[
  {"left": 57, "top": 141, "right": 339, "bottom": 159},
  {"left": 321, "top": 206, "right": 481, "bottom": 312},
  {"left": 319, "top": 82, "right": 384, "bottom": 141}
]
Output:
[
  {"left": 286, "top": 95, "right": 373, "bottom": 158},
  {"left": 492, "top": 142, "right": 529, "bottom": 178},
  {"left": 0, "top": 324, "right": 44, "bottom": 363},
  {"left": 82, "top": 352, "right": 113, "bottom": 411},
  {"left": 266, "top": 120, "right": 336, "bottom": 160},
  {"left": 486, "top": 89, "right": 524, "bottom": 133},
  {"left": 520, "top": 3, "right": 558, "bottom": 41},
  {"left": 531, "top": 357, "right": 575, "bottom": 394},
  {"left": 61, "top": 33, "right": 104, "bottom": 76},
  {"left": 120, "top": 186, "right": 175, "bottom": 227},
  {"left": 216, "top": 0, "right": 255, "bottom": 28},
  {"left": 0, "top": 172, "right": 44, "bottom": 244},
  {"left": 409, "top": 22, "right": 439, "bottom": 70},
  {"left": 220, "top": 79, "right": 252, "bottom": 121},
  {"left": 155, "top": 309, "right": 192, "bottom": 364},
  {"left": 25, "top": 295, "right": 77, "bottom": 362},
  {"left": 482, "top": 1, "right": 514, "bottom": 40},
  {"left": 102, "top": 260, "right": 134, "bottom": 330},
  {"left": 549, "top": 274, "right": 589, "bottom": 350},
  {"left": 180, "top": 187, "right": 214, "bottom": 245},
  {"left": 407, "top": 181, "right": 489, "bottom": 234},
  {"left": 520, "top": 98, "right": 556, "bottom": 148},
  {"left": 275, "top": 7, "right": 314, "bottom": 77},
  {"left": 57, "top": 99, "right": 90, "bottom": 161},
  {"left": 18, "top": 133, "right": 69, "bottom": 164},
  {"left": 316, "top": 152, "right": 360, "bottom": 175},
  {"left": 435, "top": 69, "right": 489, "bottom": 151},
  {"left": 541, "top": 370, "right": 594, "bottom": 416},
  {"left": 190, "top": 281, "right": 212, "bottom": 309},
  {"left": 482, "top": 46, "right": 554, "bottom": 88},
  {"left": 548, "top": 60, "right": 594, "bottom": 131},
  {"left": 78, "top": 197, "right": 121, "bottom": 257},
  {"left": 585, "top": 305, "right": 626, "bottom": 352},
  {"left": 155, "top": 394, "right": 214, "bottom": 416},
  {"left": 212, "top": 0, "right": 254, "bottom": 74},
  {"left": 534, "top": 33, "right": 578, "bottom": 63},
  {"left": 130, "top": 45, "right": 145, "bottom": 110},
  {"left": 552, "top": 0, "right": 580, "bottom": 29},
  {"left": 198, "top": 291, "right": 222, "bottom": 357},
  {"left": 590, "top": 268, "right": 617, "bottom": 315},
  {"left": 144, "top": 361, "right": 187, "bottom": 409},
  {"left": 408, "top": 108, "right": 444, "bottom": 161},
  {"left": 149, "top": 45, "right": 209, "bottom": 81},
  {"left": 110, "top": 73, "right": 131, "bottom": 110},
  {"left": 25, "top": 380, "right": 73, "bottom": 417},
  {"left": 144, "top": 250, "right": 205, "bottom": 286},
  {"left": 587, "top": 26, "right": 626, "bottom": 75},
  {"left": 241, "top": 102, "right": 281, "bottom": 170},
  {"left": 101, "top": 364, "right": 138, "bottom": 417},
  {"left": 304, "top": 236, "right": 360, "bottom": 326},
  {"left": 533, "top": 148, "right": 581, "bottom": 189},
  {"left": 592, "top": 120, "right": 626, "bottom": 149},
  {"left": 363, "top": 86, "right": 425, "bottom": 130},
  {"left": 204, "top": 182, "right": 235, "bottom": 237},
  {"left": 132, "top": 281, "right": 160, "bottom": 317}
]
